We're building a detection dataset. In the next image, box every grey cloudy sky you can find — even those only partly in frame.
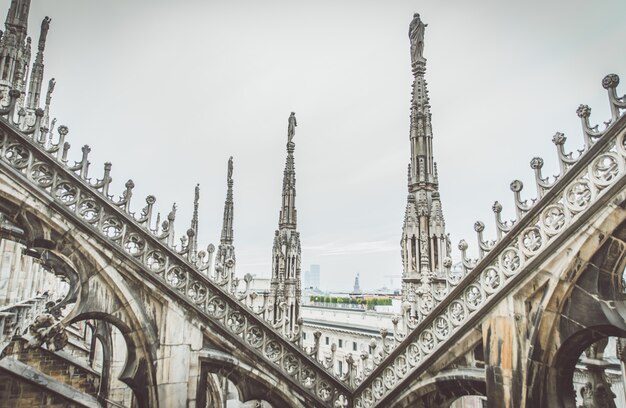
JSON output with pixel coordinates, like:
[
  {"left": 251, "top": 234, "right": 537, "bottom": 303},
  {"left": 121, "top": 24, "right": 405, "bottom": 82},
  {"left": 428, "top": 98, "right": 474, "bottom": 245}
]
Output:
[{"left": 20, "top": 0, "right": 626, "bottom": 291}]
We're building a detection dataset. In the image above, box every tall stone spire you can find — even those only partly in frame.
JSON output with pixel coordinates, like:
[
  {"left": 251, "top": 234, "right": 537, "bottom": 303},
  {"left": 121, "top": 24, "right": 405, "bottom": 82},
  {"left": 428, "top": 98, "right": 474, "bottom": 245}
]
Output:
[
  {"left": 279, "top": 112, "right": 298, "bottom": 229},
  {"left": 216, "top": 157, "right": 236, "bottom": 287},
  {"left": 0, "top": 0, "right": 31, "bottom": 89},
  {"left": 401, "top": 14, "right": 452, "bottom": 321},
  {"left": 221, "top": 157, "right": 234, "bottom": 244},
  {"left": 187, "top": 184, "right": 200, "bottom": 261},
  {"left": 269, "top": 112, "right": 302, "bottom": 334},
  {"left": 26, "top": 16, "right": 50, "bottom": 110},
  {"left": 4, "top": 0, "right": 30, "bottom": 34}
]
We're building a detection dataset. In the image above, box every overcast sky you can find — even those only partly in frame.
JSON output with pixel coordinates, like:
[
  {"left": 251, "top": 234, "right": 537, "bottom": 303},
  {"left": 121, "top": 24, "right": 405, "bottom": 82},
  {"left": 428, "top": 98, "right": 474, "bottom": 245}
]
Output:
[{"left": 19, "top": 0, "right": 626, "bottom": 291}]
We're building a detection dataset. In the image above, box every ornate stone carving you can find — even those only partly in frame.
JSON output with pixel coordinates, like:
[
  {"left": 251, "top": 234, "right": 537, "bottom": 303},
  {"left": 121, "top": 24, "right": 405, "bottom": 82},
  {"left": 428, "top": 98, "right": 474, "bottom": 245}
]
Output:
[
  {"left": 23, "top": 313, "right": 68, "bottom": 351},
  {"left": 408, "top": 13, "right": 426, "bottom": 64},
  {"left": 288, "top": 111, "right": 297, "bottom": 143}
]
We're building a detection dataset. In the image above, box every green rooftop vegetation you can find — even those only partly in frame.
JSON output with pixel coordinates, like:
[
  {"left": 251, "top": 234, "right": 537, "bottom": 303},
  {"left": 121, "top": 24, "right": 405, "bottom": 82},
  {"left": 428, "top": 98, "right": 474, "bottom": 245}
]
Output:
[{"left": 309, "top": 296, "right": 392, "bottom": 308}]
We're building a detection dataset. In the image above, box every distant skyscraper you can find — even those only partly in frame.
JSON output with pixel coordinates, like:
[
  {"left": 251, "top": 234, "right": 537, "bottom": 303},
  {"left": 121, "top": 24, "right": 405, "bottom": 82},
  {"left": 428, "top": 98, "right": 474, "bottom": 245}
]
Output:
[
  {"left": 304, "top": 270, "right": 310, "bottom": 288},
  {"left": 352, "top": 273, "right": 362, "bottom": 295},
  {"left": 309, "top": 264, "right": 320, "bottom": 289}
]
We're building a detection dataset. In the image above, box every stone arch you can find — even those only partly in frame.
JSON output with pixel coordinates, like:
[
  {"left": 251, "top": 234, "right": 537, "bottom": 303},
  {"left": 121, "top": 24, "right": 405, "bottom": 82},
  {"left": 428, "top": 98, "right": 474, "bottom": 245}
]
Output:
[
  {"left": 385, "top": 368, "right": 486, "bottom": 408},
  {"left": 526, "top": 216, "right": 626, "bottom": 407},
  {"left": 70, "top": 311, "right": 154, "bottom": 407},
  {"left": 37, "top": 249, "right": 80, "bottom": 312},
  {"left": 84, "top": 319, "right": 113, "bottom": 405},
  {"left": 198, "top": 348, "right": 311, "bottom": 408},
  {"left": 552, "top": 326, "right": 626, "bottom": 408},
  {"left": 0, "top": 186, "right": 161, "bottom": 407},
  {"left": 197, "top": 367, "right": 225, "bottom": 408},
  {"left": 0, "top": 196, "right": 47, "bottom": 246}
]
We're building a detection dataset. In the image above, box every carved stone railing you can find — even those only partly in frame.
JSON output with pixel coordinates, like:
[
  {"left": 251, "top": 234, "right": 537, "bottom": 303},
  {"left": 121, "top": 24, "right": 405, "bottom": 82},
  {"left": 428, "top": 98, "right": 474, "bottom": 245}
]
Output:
[
  {"left": 353, "top": 74, "right": 626, "bottom": 407},
  {"left": 0, "top": 103, "right": 350, "bottom": 406},
  {"left": 0, "top": 295, "right": 50, "bottom": 353}
]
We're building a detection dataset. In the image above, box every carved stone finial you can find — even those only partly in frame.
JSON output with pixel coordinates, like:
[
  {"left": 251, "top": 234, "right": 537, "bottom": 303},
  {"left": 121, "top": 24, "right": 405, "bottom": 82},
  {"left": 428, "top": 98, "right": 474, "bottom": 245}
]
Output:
[
  {"left": 530, "top": 157, "right": 544, "bottom": 169},
  {"left": 474, "top": 221, "right": 485, "bottom": 232},
  {"left": 602, "top": 73, "right": 619, "bottom": 89},
  {"left": 458, "top": 240, "right": 468, "bottom": 251},
  {"left": 576, "top": 104, "right": 591, "bottom": 119},
  {"left": 510, "top": 180, "right": 523, "bottom": 192},
  {"left": 552, "top": 132, "right": 566, "bottom": 145},
  {"left": 492, "top": 201, "right": 503, "bottom": 213},
  {"left": 168, "top": 203, "right": 177, "bottom": 221}
]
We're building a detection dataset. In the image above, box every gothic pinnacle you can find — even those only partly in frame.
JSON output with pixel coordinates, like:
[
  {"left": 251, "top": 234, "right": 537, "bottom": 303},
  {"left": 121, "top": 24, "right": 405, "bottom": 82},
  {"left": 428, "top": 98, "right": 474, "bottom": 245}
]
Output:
[
  {"left": 401, "top": 13, "right": 452, "bottom": 321},
  {"left": 270, "top": 113, "right": 303, "bottom": 333},
  {"left": 5, "top": 0, "right": 30, "bottom": 35},
  {"left": 279, "top": 112, "right": 298, "bottom": 229},
  {"left": 221, "top": 157, "right": 234, "bottom": 244},
  {"left": 217, "top": 156, "right": 236, "bottom": 289},
  {"left": 1, "top": 0, "right": 31, "bottom": 90},
  {"left": 26, "top": 16, "right": 50, "bottom": 109},
  {"left": 189, "top": 184, "right": 200, "bottom": 259}
]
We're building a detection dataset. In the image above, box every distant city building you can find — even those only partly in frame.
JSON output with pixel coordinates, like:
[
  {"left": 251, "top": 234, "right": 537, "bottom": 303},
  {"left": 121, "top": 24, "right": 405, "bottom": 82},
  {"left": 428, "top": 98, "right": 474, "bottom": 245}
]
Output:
[
  {"left": 304, "top": 264, "right": 320, "bottom": 289},
  {"left": 351, "top": 273, "right": 362, "bottom": 295},
  {"left": 304, "top": 270, "right": 311, "bottom": 288},
  {"left": 301, "top": 294, "right": 402, "bottom": 376}
]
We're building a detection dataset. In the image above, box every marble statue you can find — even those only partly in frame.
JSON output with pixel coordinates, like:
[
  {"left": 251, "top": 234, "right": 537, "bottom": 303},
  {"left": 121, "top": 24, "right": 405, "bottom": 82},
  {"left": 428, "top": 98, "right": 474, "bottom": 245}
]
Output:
[
  {"left": 409, "top": 13, "right": 426, "bottom": 63},
  {"left": 288, "top": 112, "right": 297, "bottom": 142}
]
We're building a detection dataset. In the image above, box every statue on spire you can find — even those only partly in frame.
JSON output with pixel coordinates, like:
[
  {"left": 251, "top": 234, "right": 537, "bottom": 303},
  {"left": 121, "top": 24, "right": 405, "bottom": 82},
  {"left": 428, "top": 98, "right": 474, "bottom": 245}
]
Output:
[
  {"left": 227, "top": 156, "right": 233, "bottom": 181},
  {"left": 287, "top": 112, "right": 297, "bottom": 143},
  {"left": 409, "top": 13, "right": 427, "bottom": 64},
  {"left": 39, "top": 16, "right": 51, "bottom": 49}
]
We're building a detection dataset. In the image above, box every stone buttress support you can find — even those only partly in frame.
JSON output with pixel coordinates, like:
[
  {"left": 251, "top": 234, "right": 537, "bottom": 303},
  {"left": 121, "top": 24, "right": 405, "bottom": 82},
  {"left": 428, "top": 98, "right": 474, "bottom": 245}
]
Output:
[{"left": 482, "top": 300, "right": 525, "bottom": 408}]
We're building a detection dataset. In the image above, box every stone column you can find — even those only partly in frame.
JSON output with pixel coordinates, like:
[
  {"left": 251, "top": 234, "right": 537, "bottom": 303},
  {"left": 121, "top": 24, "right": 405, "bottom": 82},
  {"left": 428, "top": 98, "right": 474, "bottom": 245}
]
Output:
[
  {"left": 482, "top": 301, "right": 524, "bottom": 408},
  {"left": 155, "top": 303, "right": 204, "bottom": 408}
]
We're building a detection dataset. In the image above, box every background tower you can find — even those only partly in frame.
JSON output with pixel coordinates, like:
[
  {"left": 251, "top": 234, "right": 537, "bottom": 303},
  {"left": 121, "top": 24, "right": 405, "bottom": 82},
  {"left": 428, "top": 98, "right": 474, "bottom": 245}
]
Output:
[
  {"left": 0, "top": 1, "right": 56, "bottom": 131},
  {"left": 215, "top": 157, "right": 236, "bottom": 290},
  {"left": 401, "top": 14, "right": 452, "bottom": 321},
  {"left": 0, "top": 0, "right": 31, "bottom": 90},
  {"left": 269, "top": 113, "right": 302, "bottom": 334}
]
